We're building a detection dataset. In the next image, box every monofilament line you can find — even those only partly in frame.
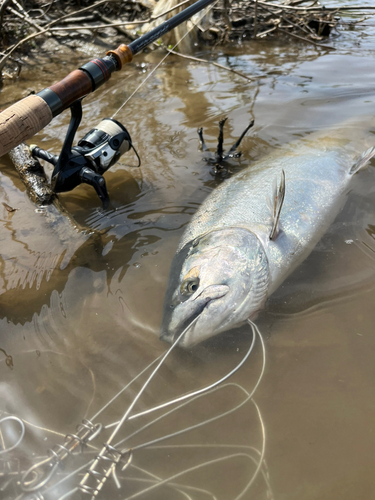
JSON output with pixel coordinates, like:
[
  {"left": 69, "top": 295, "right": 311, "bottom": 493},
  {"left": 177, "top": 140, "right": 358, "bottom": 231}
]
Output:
[
  {"left": 120, "top": 320, "right": 267, "bottom": 500},
  {"left": 112, "top": 0, "right": 219, "bottom": 119},
  {"left": 78, "top": 315, "right": 201, "bottom": 495}
]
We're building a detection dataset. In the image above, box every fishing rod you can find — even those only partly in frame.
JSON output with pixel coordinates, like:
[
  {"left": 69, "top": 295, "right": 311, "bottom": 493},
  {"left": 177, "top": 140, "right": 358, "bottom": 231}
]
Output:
[{"left": 0, "top": 0, "right": 216, "bottom": 207}]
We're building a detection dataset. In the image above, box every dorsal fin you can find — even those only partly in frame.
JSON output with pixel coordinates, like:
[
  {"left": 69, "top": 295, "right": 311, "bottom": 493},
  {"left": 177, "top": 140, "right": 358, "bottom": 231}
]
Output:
[
  {"left": 269, "top": 169, "right": 285, "bottom": 240},
  {"left": 350, "top": 146, "right": 375, "bottom": 174}
]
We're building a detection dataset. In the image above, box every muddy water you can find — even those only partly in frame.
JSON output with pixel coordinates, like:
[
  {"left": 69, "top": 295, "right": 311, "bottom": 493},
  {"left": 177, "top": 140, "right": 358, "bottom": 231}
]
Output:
[{"left": 1, "top": 11, "right": 375, "bottom": 500}]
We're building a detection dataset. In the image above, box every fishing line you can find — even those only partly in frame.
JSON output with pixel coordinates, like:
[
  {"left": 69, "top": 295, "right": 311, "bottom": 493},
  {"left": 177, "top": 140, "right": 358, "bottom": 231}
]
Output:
[
  {"left": 0, "top": 416, "right": 25, "bottom": 455},
  {"left": 128, "top": 462, "right": 218, "bottom": 500},
  {"left": 112, "top": 0, "right": 219, "bottom": 119},
  {"left": 49, "top": 321, "right": 202, "bottom": 499},
  {"left": 106, "top": 325, "right": 256, "bottom": 428},
  {"left": 143, "top": 437, "right": 273, "bottom": 500},
  {"left": 119, "top": 321, "right": 266, "bottom": 500},
  {"left": 124, "top": 453, "right": 256, "bottom": 500},
  {"left": 62, "top": 318, "right": 200, "bottom": 498},
  {"left": 50, "top": 385, "right": 260, "bottom": 497},
  {"left": 18, "top": 358, "right": 161, "bottom": 492},
  {"left": 12, "top": 319, "right": 266, "bottom": 499},
  {"left": 90, "top": 354, "right": 163, "bottom": 421},
  {"left": 48, "top": 377, "right": 252, "bottom": 498},
  {"left": 71, "top": 323, "right": 265, "bottom": 500},
  {"left": 115, "top": 383, "right": 254, "bottom": 451}
]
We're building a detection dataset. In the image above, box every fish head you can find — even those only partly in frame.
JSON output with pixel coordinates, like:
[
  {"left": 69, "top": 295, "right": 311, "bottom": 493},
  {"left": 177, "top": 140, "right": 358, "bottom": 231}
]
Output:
[{"left": 160, "top": 228, "right": 269, "bottom": 347}]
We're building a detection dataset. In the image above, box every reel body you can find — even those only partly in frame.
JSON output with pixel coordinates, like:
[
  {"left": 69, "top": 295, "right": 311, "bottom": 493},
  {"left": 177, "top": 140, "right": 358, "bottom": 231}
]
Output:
[{"left": 31, "top": 100, "right": 138, "bottom": 208}]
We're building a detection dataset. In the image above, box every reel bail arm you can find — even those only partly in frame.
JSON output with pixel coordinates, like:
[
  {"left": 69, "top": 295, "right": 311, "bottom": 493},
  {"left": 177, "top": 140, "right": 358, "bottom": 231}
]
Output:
[{"left": 31, "top": 100, "right": 137, "bottom": 208}]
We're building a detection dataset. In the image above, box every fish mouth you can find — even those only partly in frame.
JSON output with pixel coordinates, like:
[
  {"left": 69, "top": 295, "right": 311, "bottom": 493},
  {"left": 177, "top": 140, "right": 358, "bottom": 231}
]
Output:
[
  {"left": 160, "top": 284, "right": 230, "bottom": 346},
  {"left": 159, "top": 298, "right": 210, "bottom": 345},
  {"left": 171, "top": 300, "right": 211, "bottom": 344}
]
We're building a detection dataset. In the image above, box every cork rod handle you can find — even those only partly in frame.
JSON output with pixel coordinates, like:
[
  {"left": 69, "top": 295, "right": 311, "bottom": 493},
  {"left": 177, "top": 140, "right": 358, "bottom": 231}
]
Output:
[{"left": 0, "top": 95, "right": 53, "bottom": 158}]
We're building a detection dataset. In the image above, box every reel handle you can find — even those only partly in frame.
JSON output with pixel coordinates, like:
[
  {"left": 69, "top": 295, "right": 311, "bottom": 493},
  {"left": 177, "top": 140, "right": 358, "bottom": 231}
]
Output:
[{"left": 30, "top": 145, "right": 58, "bottom": 166}]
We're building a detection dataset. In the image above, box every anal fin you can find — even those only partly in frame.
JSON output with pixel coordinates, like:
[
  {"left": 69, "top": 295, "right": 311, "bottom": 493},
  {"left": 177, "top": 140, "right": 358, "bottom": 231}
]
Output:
[
  {"left": 269, "top": 169, "right": 285, "bottom": 240},
  {"left": 350, "top": 146, "right": 375, "bottom": 174}
]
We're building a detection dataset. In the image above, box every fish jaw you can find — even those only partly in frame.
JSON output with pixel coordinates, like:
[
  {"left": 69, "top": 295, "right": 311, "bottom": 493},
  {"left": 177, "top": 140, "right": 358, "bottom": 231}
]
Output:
[
  {"left": 160, "top": 284, "right": 230, "bottom": 345},
  {"left": 160, "top": 228, "right": 270, "bottom": 348}
]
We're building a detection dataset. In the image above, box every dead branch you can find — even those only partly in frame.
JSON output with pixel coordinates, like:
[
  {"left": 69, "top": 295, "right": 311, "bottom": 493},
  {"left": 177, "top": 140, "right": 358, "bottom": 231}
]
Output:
[
  {"left": 167, "top": 48, "right": 259, "bottom": 81},
  {"left": 253, "top": 0, "right": 258, "bottom": 38},
  {"left": 10, "top": 0, "right": 44, "bottom": 32},
  {"left": 99, "top": 14, "right": 138, "bottom": 41},
  {"left": 252, "top": 1, "right": 375, "bottom": 12},
  {"left": 6, "top": 141, "right": 98, "bottom": 233},
  {"left": 278, "top": 27, "right": 335, "bottom": 50},
  {"left": 7, "top": 143, "right": 54, "bottom": 205},
  {"left": 0, "top": 0, "right": 11, "bottom": 26}
]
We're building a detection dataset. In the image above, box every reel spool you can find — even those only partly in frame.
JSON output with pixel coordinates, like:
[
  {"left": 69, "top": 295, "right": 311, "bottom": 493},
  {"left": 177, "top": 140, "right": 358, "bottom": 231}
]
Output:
[{"left": 30, "top": 100, "right": 140, "bottom": 208}]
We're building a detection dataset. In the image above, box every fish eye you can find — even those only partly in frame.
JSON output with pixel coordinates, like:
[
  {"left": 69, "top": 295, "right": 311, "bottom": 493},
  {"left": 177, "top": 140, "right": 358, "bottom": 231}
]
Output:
[{"left": 180, "top": 278, "right": 200, "bottom": 296}]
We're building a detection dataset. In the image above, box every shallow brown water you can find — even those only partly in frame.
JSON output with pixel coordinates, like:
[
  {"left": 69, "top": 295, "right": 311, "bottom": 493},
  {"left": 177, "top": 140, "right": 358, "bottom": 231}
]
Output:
[{"left": 1, "top": 9, "right": 375, "bottom": 500}]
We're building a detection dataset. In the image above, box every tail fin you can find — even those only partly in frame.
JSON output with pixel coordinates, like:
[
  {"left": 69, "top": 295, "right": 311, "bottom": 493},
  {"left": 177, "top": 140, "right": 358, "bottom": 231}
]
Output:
[{"left": 350, "top": 146, "right": 375, "bottom": 174}]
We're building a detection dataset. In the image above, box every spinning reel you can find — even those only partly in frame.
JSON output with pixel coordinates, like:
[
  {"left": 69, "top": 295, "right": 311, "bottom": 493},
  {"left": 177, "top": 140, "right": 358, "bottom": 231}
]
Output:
[{"left": 30, "top": 100, "right": 139, "bottom": 208}]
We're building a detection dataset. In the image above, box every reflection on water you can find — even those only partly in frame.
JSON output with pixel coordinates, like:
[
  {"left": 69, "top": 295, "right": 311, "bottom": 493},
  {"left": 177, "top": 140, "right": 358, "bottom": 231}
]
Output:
[{"left": 1, "top": 10, "right": 375, "bottom": 499}]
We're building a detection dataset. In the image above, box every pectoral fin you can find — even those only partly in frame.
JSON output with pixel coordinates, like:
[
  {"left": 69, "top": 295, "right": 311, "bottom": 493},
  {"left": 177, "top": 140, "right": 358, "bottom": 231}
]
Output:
[
  {"left": 269, "top": 169, "right": 285, "bottom": 240},
  {"left": 350, "top": 146, "right": 375, "bottom": 174}
]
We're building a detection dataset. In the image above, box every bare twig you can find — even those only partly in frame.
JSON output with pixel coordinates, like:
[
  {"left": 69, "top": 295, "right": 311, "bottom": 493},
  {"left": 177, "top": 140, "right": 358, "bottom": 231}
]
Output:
[
  {"left": 57, "top": 14, "right": 98, "bottom": 25},
  {"left": 6, "top": 5, "right": 45, "bottom": 33},
  {"left": 256, "top": 25, "right": 278, "bottom": 37},
  {"left": 10, "top": 0, "right": 44, "bottom": 31},
  {"left": 222, "top": 0, "right": 232, "bottom": 31},
  {"left": 99, "top": 14, "right": 138, "bottom": 41},
  {"left": 278, "top": 27, "right": 335, "bottom": 49},
  {"left": 252, "top": 0, "right": 375, "bottom": 12},
  {"left": 0, "top": 0, "right": 11, "bottom": 26},
  {"left": 167, "top": 48, "right": 258, "bottom": 81},
  {"left": 29, "top": 0, "right": 57, "bottom": 18},
  {"left": 47, "top": 20, "right": 144, "bottom": 31},
  {"left": 0, "top": 0, "right": 361, "bottom": 79}
]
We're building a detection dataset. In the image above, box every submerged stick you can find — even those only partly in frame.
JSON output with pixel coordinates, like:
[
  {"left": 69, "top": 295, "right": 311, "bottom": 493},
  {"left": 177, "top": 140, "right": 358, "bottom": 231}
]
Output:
[
  {"left": 7, "top": 142, "right": 54, "bottom": 205},
  {"left": 6, "top": 142, "right": 95, "bottom": 233}
]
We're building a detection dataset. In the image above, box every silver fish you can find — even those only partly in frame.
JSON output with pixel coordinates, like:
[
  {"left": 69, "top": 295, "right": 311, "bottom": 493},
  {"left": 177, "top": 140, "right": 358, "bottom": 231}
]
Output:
[{"left": 160, "top": 123, "right": 375, "bottom": 347}]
